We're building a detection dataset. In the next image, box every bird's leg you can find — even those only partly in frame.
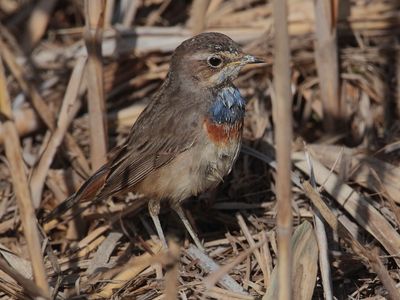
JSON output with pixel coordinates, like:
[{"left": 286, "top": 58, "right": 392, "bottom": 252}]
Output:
[
  {"left": 148, "top": 199, "right": 168, "bottom": 249},
  {"left": 172, "top": 203, "right": 205, "bottom": 252}
]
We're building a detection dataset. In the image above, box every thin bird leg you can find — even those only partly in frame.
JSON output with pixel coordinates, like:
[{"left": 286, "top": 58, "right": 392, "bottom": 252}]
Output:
[
  {"left": 148, "top": 199, "right": 168, "bottom": 249},
  {"left": 172, "top": 203, "right": 205, "bottom": 252}
]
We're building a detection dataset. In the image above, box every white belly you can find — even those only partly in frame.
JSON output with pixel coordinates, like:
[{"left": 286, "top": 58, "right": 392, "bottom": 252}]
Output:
[{"left": 136, "top": 137, "right": 241, "bottom": 203}]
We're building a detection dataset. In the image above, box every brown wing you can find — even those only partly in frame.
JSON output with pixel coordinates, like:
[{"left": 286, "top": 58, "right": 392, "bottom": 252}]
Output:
[{"left": 99, "top": 134, "right": 196, "bottom": 198}]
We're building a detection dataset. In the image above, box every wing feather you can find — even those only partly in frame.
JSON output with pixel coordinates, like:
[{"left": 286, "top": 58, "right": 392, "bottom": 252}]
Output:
[{"left": 44, "top": 79, "right": 205, "bottom": 221}]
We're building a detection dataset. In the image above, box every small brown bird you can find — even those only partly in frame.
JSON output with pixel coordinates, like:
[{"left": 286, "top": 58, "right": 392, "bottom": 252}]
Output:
[{"left": 45, "top": 32, "right": 263, "bottom": 250}]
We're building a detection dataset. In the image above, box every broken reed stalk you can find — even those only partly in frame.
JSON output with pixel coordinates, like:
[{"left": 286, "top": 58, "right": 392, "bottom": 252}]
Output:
[
  {"left": 303, "top": 181, "right": 400, "bottom": 300},
  {"left": 84, "top": 0, "right": 108, "bottom": 170},
  {"left": 293, "top": 151, "right": 400, "bottom": 265},
  {"left": 0, "top": 36, "right": 91, "bottom": 188},
  {"left": 0, "top": 257, "right": 48, "bottom": 298},
  {"left": 29, "top": 57, "right": 87, "bottom": 207},
  {"left": 304, "top": 149, "right": 333, "bottom": 300},
  {"left": 272, "top": 0, "right": 293, "bottom": 299},
  {"left": 93, "top": 241, "right": 163, "bottom": 298},
  {"left": 236, "top": 213, "right": 270, "bottom": 285},
  {"left": 0, "top": 57, "right": 50, "bottom": 297},
  {"left": 313, "top": 0, "right": 340, "bottom": 132},
  {"left": 202, "top": 240, "right": 266, "bottom": 296}
]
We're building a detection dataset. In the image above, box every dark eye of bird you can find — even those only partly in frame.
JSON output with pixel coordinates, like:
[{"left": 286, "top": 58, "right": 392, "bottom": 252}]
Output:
[{"left": 207, "top": 56, "right": 222, "bottom": 68}]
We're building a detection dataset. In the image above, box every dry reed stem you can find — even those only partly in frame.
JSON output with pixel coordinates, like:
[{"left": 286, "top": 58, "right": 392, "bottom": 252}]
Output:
[
  {"left": 163, "top": 241, "right": 180, "bottom": 300},
  {"left": 304, "top": 148, "right": 333, "bottom": 300},
  {"left": 0, "top": 36, "right": 91, "bottom": 180},
  {"left": 145, "top": 0, "right": 171, "bottom": 26},
  {"left": 186, "top": 245, "right": 246, "bottom": 294},
  {"left": 245, "top": 140, "right": 400, "bottom": 295},
  {"left": 0, "top": 107, "right": 39, "bottom": 145},
  {"left": 375, "top": 180, "right": 400, "bottom": 227},
  {"left": 313, "top": 0, "right": 340, "bottom": 132},
  {"left": 259, "top": 231, "right": 273, "bottom": 282},
  {"left": 204, "top": 287, "right": 254, "bottom": 300},
  {"left": 309, "top": 144, "right": 400, "bottom": 204},
  {"left": 272, "top": 0, "right": 293, "bottom": 299},
  {"left": 29, "top": 1, "right": 400, "bottom": 63},
  {"left": 263, "top": 221, "right": 318, "bottom": 300},
  {"left": 206, "top": 0, "right": 224, "bottom": 15},
  {"left": 1, "top": 1, "right": 398, "bottom": 298},
  {"left": 122, "top": 0, "right": 139, "bottom": 27},
  {"left": 84, "top": 0, "right": 108, "bottom": 170},
  {"left": 0, "top": 38, "right": 56, "bottom": 129},
  {"left": 236, "top": 213, "right": 270, "bottom": 286},
  {"left": 0, "top": 57, "right": 50, "bottom": 297},
  {"left": 188, "top": 0, "right": 211, "bottom": 34},
  {"left": 396, "top": 49, "right": 400, "bottom": 118},
  {"left": 104, "top": 0, "right": 115, "bottom": 27},
  {"left": 303, "top": 181, "right": 400, "bottom": 300},
  {"left": 0, "top": 102, "right": 146, "bottom": 146},
  {"left": 92, "top": 241, "right": 162, "bottom": 298},
  {"left": 293, "top": 151, "right": 400, "bottom": 266},
  {"left": 202, "top": 239, "right": 266, "bottom": 297},
  {"left": 58, "top": 235, "right": 106, "bottom": 266},
  {"left": 77, "top": 224, "right": 110, "bottom": 250},
  {"left": 86, "top": 231, "right": 123, "bottom": 274},
  {"left": 22, "top": 0, "right": 57, "bottom": 51},
  {"left": 0, "top": 258, "right": 47, "bottom": 298},
  {"left": 30, "top": 56, "right": 87, "bottom": 206}
]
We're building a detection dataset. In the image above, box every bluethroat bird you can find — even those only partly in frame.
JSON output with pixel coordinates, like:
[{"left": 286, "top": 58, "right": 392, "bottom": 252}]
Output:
[{"left": 45, "top": 32, "right": 264, "bottom": 251}]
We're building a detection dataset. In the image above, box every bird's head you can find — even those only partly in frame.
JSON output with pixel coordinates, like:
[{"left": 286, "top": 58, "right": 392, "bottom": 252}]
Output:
[{"left": 170, "top": 32, "right": 264, "bottom": 88}]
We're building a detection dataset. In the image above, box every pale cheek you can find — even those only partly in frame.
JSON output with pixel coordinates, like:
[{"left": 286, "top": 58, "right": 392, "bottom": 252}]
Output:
[{"left": 208, "top": 66, "right": 241, "bottom": 85}]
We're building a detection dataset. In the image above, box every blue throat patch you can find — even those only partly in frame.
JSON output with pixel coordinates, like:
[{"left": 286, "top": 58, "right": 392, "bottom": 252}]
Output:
[{"left": 210, "top": 86, "right": 245, "bottom": 124}]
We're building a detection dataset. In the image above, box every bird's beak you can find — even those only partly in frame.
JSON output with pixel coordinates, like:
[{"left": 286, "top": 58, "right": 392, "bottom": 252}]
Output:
[{"left": 241, "top": 54, "right": 265, "bottom": 64}]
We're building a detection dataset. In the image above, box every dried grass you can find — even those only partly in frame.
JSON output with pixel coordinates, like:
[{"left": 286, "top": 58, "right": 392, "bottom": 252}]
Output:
[{"left": 0, "top": 0, "right": 400, "bottom": 299}]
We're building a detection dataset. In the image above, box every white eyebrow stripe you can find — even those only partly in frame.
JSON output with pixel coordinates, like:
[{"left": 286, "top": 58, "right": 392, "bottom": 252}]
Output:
[{"left": 190, "top": 52, "right": 211, "bottom": 60}]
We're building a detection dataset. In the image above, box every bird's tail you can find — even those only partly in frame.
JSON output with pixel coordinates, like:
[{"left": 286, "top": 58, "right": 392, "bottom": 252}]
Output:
[
  {"left": 42, "top": 165, "right": 110, "bottom": 223},
  {"left": 42, "top": 193, "right": 79, "bottom": 222}
]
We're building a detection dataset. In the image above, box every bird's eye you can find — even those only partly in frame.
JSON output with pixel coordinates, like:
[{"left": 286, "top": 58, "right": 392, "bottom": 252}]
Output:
[{"left": 207, "top": 56, "right": 223, "bottom": 68}]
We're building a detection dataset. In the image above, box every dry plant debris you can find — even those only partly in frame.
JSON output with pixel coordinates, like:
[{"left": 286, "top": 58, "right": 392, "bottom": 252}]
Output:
[{"left": 0, "top": 0, "right": 400, "bottom": 299}]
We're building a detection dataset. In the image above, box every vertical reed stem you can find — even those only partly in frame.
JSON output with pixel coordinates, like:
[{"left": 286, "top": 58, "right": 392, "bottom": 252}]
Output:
[
  {"left": 272, "top": 0, "right": 293, "bottom": 299},
  {"left": 314, "top": 0, "right": 340, "bottom": 132},
  {"left": 0, "top": 57, "right": 50, "bottom": 297},
  {"left": 84, "top": 0, "right": 108, "bottom": 170}
]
